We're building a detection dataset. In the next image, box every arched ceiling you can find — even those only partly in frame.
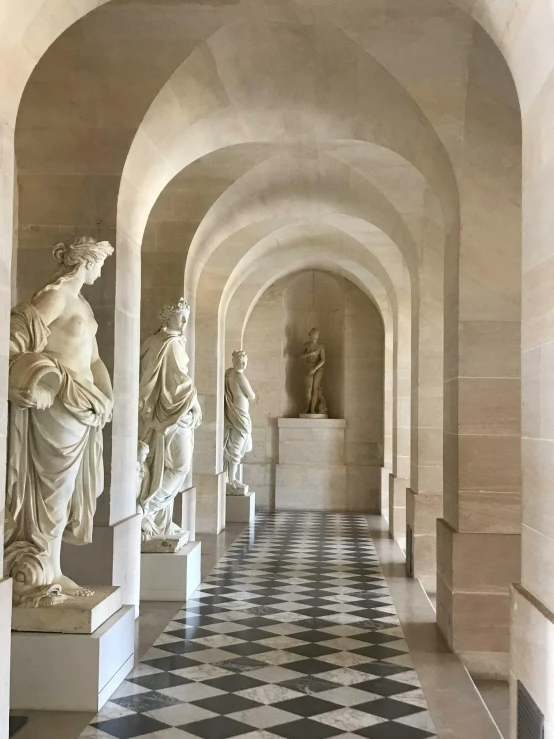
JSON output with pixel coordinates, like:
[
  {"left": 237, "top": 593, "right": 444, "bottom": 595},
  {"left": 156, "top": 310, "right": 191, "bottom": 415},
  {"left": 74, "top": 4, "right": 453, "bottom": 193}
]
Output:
[
  {"left": 119, "top": 17, "right": 458, "bottom": 249},
  {"left": 12, "top": 0, "right": 517, "bottom": 381},
  {"left": 182, "top": 148, "right": 422, "bottom": 294}
]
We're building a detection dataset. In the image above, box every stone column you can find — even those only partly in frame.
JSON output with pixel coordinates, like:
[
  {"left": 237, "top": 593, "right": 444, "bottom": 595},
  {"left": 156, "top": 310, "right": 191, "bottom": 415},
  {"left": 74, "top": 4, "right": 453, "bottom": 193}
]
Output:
[
  {"left": 190, "top": 293, "right": 226, "bottom": 534},
  {"left": 389, "top": 288, "right": 411, "bottom": 544},
  {"left": 510, "top": 38, "right": 554, "bottom": 738},
  {"left": 0, "top": 120, "right": 15, "bottom": 739},
  {"left": 407, "top": 189, "right": 444, "bottom": 589},
  {"left": 437, "top": 28, "right": 522, "bottom": 678},
  {"left": 380, "top": 335, "right": 393, "bottom": 520}
]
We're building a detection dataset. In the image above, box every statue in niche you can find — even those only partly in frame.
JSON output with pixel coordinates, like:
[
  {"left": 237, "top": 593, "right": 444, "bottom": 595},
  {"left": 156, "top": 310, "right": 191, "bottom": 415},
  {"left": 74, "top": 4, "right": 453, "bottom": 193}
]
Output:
[
  {"left": 138, "top": 298, "right": 202, "bottom": 551},
  {"left": 300, "top": 327, "right": 328, "bottom": 417},
  {"left": 224, "top": 350, "right": 255, "bottom": 495},
  {"left": 4, "top": 237, "right": 114, "bottom": 607}
]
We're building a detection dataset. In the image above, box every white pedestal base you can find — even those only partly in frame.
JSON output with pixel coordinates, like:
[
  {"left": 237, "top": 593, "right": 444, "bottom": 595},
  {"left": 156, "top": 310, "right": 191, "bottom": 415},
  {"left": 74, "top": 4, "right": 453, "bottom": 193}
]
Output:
[
  {"left": 10, "top": 605, "right": 134, "bottom": 711},
  {"left": 140, "top": 541, "right": 201, "bottom": 601},
  {"left": 276, "top": 418, "right": 346, "bottom": 510},
  {"left": 226, "top": 482, "right": 249, "bottom": 496},
  {"left": 12, "top": 585, "right": 122, "bottom": 634},
  {"left": 226, "top": 491, "right": 256, "bottom": 523}
]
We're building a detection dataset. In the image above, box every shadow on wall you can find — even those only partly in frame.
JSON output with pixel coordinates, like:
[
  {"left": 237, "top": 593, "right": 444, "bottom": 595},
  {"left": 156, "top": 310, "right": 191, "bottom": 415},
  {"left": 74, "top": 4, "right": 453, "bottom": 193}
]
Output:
[{"left": 284, "top": 323, "right": 305, "bottom": 417}]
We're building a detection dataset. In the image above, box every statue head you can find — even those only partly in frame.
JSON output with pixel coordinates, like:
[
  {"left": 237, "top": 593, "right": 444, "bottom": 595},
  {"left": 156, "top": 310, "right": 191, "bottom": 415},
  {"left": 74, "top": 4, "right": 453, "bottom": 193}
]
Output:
[
  {"left": 232, "top": 349, "right": 248, "bottom": 370},
  {"left": 308, "top": 327, "right": 319, "bottom": 341},
  {"left": 158, "top": 297, "right": 190, "bottom": 333},
  {"left": 52, "top": 236, "right": 114, "bottom": 286}
]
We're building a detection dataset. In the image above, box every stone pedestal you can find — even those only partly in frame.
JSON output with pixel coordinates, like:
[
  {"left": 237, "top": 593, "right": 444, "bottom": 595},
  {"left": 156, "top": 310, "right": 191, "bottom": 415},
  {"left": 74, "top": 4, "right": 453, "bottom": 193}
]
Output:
[
  {"left": 226, "top": 491, "right": 256, "bottom": 523},
  {"left": 10, "top": 604, "right": 134, "bottom": 712},
  {"left": 276, "top": 418, "right": 346, "bottom": 510},
  {"left": 140, "top": 540, "right": 201, "bottom": 601},
  {"left": 12, "top": 586, "right": 121, "bottom": 634},
  {"left": 141, "top": 532, "right": 190, "bottom": 554}
]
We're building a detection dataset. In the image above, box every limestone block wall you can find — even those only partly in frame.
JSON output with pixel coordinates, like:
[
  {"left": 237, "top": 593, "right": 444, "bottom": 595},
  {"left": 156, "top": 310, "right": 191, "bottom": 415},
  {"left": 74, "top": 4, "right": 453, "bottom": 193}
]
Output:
[{"left": 242, "top": 269, "right": 384, "bottom": 512}]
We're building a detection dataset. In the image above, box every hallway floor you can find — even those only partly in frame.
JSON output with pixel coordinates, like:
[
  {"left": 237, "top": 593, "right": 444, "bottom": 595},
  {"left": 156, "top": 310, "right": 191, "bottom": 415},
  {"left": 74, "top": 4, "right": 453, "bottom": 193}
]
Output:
[
  {"left": 13, "top": 513, "right": 505, "bottom": 739},
  {"left": 85, "top": 513, "right": 436, "bottom": 739}
]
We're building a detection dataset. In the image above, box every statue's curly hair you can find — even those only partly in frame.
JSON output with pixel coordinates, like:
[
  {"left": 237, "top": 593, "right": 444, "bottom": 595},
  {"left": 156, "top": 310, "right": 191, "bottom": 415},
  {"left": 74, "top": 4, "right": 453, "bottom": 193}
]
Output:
[
  {"left": 232, "top": 349, "right": 247, "bottom": 365},
  {"left": 158, "top": 297, "right": 190, "bottom": 326}
]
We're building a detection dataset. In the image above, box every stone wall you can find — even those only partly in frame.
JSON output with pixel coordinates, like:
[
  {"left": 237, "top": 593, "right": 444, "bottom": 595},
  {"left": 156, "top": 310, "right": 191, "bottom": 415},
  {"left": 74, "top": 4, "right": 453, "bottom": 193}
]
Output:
[{"left": 242, "top": 269, "right": 384, "bottom": 512}]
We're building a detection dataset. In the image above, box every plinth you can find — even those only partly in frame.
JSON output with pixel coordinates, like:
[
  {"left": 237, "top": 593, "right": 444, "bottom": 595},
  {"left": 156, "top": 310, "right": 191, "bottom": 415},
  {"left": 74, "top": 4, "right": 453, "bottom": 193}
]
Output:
[
  {"left": 226, "top": 491, "right": 256, "bottom": 523},
  {"left": 276, "top": 417, "right": 346, "bottom": 510},
  {"left": 10, "top": 586, "right": 134, "bottom": 711},
  {"left": 141, "top": 540, "right": 201, "bottom": 601}
]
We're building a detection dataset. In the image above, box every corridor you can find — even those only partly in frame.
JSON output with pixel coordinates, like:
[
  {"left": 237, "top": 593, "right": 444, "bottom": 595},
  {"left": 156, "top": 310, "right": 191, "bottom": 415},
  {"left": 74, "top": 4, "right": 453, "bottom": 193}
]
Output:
[{"left": 86, "top": 513, "right": 436, "bottom": 738}]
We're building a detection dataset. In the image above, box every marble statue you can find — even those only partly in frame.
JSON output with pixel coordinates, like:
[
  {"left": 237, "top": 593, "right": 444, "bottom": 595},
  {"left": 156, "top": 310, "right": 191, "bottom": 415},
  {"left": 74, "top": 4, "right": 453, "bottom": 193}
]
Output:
[
  {"left": 301, "top": 327, "right": 328, "bottom": 416},
  {"left": 138, "top": 298, "right": 202, "bottom": 552},
  {"left": 224, "top": 350, "right": 255, "bottom": 495},
  {"left": 4, "top": 237, "right": 114, "bottom": 607}
]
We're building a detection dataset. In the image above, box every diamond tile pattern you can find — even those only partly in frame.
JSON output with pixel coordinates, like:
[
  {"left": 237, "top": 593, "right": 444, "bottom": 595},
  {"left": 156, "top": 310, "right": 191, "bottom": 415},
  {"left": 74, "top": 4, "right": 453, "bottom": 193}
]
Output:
[{"left": 85, "top": 512, "right": 437, "bottom": 738}]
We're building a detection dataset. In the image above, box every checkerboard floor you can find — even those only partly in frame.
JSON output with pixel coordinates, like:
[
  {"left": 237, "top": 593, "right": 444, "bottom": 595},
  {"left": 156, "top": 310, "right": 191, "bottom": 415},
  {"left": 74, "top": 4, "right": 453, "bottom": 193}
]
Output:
[{"left": 82, "top": 512, "right": 437, "bottom": 739}]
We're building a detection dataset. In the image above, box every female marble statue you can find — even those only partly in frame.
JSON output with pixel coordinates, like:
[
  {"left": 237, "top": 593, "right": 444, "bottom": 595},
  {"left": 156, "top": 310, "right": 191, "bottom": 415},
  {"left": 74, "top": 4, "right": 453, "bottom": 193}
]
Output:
[
  {"left": 301, "top": 327, "right": 327, "bottom": 415},
  {"left": 138, "top": 298, "right": 202, "bottom": 548},
  {"left": 224, "top": 350, "right": 255, "bottom": 494},
  {"left": 4, "top": 237, "right": 114, "bottom": 607}
]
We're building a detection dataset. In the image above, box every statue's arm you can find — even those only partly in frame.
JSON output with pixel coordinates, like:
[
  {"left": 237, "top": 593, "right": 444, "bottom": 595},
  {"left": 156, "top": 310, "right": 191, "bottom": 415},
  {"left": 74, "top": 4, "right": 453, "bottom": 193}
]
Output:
[
  {"left": 91, "top": 336, "right": 114, "bottom": 404},
  {"left": 239, "top": 373, "right": 256, "bottom": 401},
  {"left": 311, "top": 345, "right": 326, "bottom": 374}
]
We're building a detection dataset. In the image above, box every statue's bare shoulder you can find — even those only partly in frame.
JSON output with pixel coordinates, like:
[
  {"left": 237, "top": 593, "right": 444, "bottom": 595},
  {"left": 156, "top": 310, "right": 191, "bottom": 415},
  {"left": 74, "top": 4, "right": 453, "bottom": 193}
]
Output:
[{"left": 32, "top": 287, "right": 66, "bottom": 326}]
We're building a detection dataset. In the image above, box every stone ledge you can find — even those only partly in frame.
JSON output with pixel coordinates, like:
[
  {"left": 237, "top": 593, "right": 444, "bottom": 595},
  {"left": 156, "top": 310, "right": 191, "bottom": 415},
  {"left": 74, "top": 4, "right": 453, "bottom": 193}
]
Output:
[{"left": 277, "top": 417, "right": 346, "bottom": 428}]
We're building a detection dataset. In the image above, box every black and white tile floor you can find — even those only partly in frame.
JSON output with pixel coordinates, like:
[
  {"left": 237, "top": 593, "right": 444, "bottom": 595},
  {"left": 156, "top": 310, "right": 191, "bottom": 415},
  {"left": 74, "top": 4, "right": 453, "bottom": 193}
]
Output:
[{"left": 82, "top": 512, "right": 437, "bottom": 739}]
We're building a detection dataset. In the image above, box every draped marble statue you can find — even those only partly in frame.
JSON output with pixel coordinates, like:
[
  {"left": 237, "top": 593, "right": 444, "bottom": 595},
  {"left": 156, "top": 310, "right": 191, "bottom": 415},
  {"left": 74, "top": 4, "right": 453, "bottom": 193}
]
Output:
[
  {"left": 301, "top": 327, "right": 328, "bottom": 417},
  {"left": 138, "top": 298, "right": 202, "bottom": 551},
  {"left": 4, "top": 237, "right": 114, "bottom": 607},
  {"left": 224, "top": 350, "right": 256, "bottom": 495}
]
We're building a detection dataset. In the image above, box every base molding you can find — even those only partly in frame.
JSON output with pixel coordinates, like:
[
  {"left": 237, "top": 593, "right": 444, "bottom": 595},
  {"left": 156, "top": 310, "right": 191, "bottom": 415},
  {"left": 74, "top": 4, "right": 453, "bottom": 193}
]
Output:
[
  {"left": 406, "top": 490, "right": 442, "bottom": 579},
  {"left": 10, "top": 605, "right": 134, "bottom": 711},
  {"left": 460, "top": 650, "right": 509, "bottom": 680},
  {"left": 436, "top": 519, "right": 520, "bottom": 659},
  {"left": 141, "top": 541, "right": 202, "bottom": 601},
  {"left": 388, "top": 475, "right": 407, "bottom": 544},
  {"left": 380, "top": 467, "right": 390, "bottom": 523}
]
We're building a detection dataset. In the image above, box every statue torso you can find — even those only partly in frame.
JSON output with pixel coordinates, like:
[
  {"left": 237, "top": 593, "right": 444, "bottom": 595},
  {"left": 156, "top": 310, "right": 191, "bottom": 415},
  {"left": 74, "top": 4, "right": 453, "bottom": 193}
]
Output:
[
  {"left": 41, "top": 291, "right": 97, "bottom": 381},
  {"left": 227, "top": 369, "right": 250, "bottom": 412},
  {"left": 303, "top": 341, "right": 324, "bottom": 369}
]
